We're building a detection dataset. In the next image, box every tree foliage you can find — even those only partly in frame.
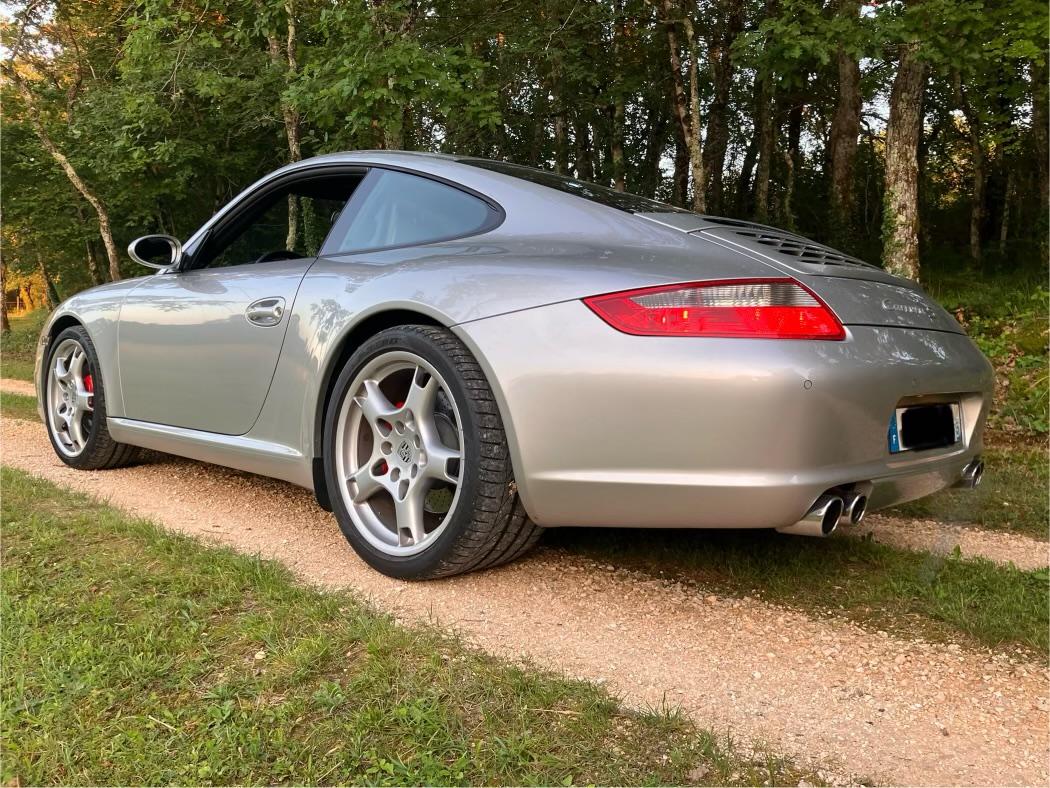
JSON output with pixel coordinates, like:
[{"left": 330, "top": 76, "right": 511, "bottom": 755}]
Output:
[{"left": 2, "top": 0, "right": 1046, "bottom": 307}]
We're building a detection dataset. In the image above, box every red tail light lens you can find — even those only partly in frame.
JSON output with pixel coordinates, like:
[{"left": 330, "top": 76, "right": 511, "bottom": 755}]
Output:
[{"left": 584, "top": 278, "right": 845, "bottom": 340}]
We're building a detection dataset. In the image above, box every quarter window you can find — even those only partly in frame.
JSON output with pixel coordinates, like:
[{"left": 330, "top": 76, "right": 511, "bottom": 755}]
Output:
[{"left": 323, "top": 170, "right": 496, "bottom": 254}]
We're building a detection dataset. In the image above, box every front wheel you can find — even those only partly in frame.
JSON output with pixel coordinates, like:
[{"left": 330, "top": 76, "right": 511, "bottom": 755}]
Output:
[
  {"left": 323, "top": 326, "right": 541, "bottom": 579},
  {"left": 43, "top": 326, "right": 139, "bottom": 470}
]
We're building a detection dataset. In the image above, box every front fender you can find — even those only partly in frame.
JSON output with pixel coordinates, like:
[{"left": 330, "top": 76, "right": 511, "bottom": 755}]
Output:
[{"left": 33, "top": 277, "right": 152, "bottom": 420}]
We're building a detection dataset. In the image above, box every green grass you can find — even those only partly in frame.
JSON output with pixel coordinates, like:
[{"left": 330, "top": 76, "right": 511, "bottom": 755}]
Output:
[
  {"left": 922, "top": 264, "right": 1046, "bottom": 324},
  {"left": 1, "top": 309, "right": 48, "bottom": 356},
  {"left": 1, "top": 355, "right": 35, "bottom": 382},
  {"left": 889, "top": 446, "right": 1048, "bottom": 539},
  {"left": 549, "top": 524, "right": 1049, "bottom": 656},
  {"left": 924, "top": 267, "right": 1048, "bottom": 437},
  {"left": 1, "top": 392, "right": 40, "bottom": 422},
  {"left": 2, "top": 309, "right": 45, "bottom": 383},
  {"left": 1, "top": 467, "right": 813, "bottom": 787}
]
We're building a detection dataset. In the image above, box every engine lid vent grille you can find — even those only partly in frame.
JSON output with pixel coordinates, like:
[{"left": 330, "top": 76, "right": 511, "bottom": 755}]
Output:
[
  {"left": 693, "top": 222, "right": 891, "bottom": 280},
  {"left": 728, "top": 229, "right": 877, "bottom": 269}
]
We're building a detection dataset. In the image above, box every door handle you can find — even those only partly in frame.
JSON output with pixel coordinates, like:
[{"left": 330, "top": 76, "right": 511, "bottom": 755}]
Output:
[{"left": 245, "top": 297, "right": 286, "bottom": 327}]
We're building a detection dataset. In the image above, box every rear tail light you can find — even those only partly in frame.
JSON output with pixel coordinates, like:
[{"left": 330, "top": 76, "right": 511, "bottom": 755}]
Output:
[{"left": 583, "top": 278, "right": 845, "bottom": 340}]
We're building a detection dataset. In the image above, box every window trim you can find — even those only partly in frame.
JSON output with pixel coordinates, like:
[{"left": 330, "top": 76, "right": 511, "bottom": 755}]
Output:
[
  {"left": 180, "top": 164, "right": 370, "bottom": 272},
  {"left": 458, "top": 157, "right": 691, "bottom": 215},
  {"left": 317, "top": 164, "right": 506, "bottom": 259}
]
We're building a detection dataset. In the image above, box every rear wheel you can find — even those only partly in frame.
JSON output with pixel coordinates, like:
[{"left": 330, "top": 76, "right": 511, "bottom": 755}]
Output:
[
  {"left": 44, "top": 326, "right": 138, "bottom": 469},
  {"left": 323, "top": 325, "right": 541, "bottom": 579}
]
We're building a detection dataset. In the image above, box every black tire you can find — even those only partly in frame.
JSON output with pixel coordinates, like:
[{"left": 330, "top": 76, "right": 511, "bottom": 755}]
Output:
[
  {"left": 43, "top": 326, "right": 139, "bottom": 470},
  {"left": 323, "top": 325, "right": 542, "bottom": 579}
]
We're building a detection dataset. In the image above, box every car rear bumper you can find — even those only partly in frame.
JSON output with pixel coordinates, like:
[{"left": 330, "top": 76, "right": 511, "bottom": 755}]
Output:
[{"left": 455, "top": 300, "right": 994, "bottom": 529}]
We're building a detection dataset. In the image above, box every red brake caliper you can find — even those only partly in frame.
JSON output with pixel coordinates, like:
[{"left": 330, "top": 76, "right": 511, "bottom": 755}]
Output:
[{"left": 83, "top": 374, "right": 94, "bottom": 394}]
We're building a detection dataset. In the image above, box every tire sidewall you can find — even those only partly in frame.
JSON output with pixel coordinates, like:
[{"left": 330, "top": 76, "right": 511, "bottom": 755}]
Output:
[
  {"left": 43, "top": 326, "right": 108, "bottom": 468},
  {"left": 323, "top": 327, "right": 484, "bottom": 579}
]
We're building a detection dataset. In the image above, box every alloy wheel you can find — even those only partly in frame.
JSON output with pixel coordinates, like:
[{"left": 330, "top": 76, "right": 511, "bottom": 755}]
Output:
[
  {"left": 334, "top": 351, "right": 465, "bottom": 557},
  {"left": 47, "top": 338, "right": 95, "bottom": 457}
]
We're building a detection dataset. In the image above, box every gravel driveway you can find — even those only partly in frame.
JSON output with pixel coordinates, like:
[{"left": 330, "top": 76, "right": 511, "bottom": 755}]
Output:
[{"left": 2, "top": 415, "right": 1047, "bottom": 786}]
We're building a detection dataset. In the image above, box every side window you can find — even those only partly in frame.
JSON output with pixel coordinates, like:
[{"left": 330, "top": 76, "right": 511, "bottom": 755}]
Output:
[
  {"left": 207, "top": 196, "right": 292, "bottom": 269},
  {"left": 323, "top": 170, "right": 496, "bottom": 254},
  {"left": 197, "top": 173, "right": 363, "bottom": 270}
]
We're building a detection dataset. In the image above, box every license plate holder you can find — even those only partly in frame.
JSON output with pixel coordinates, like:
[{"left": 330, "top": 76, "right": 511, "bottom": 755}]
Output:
[{"left": 888, "top": 402, "right": 962, "bottom": 454}]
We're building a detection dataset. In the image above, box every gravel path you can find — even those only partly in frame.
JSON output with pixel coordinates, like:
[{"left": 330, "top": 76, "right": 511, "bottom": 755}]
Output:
[
  {"left": 4, "top": 376, "right": 1042, "bottom": 571},
  {"left": 856, "top": 515, "right": 1048, "bottom": 571},
  {"left": 2, "top": 416, "right": 1047, "bottom": 786},
  {"left": 0, "top": 378, "right": 35, "bottom": 397}
]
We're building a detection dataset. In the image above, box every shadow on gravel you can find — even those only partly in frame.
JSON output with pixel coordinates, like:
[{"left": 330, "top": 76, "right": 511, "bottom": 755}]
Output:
[
  {"left": 542, "top": 525, "right": 890, "bottom": 592},
  {"left": 542, "top": 524, "right": 1049, "bottom": 653}
]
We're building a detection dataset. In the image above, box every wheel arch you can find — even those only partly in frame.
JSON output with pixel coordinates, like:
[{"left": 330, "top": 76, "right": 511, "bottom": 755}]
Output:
[
  {"left": 310, "top": 308, "right": 445, "bottom": 507},
  {"left": 36, "top": 313, "right": 88, "bottom": 412},
  {"left": 48, "top": 313, "right": 85, "bottom": 340}
]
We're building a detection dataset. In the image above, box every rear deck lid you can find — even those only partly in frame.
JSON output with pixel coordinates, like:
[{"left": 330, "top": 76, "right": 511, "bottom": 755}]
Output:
[{"left": 635, "top": 213, "right": 964, "bottom": 334}]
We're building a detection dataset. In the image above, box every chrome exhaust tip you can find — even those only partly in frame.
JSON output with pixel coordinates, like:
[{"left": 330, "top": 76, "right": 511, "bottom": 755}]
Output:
[
  {"left": 953, "top": 458, "right": 984, "bottom": 490},
  {"left": 840, "top": 491, "right": 868, "bottom": 526},
  {"left": 777, "top": 495, "right": 844, "bottom": 537}
]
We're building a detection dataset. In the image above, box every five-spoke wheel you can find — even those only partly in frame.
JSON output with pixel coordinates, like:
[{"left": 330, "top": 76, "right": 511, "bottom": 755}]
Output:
[
  {"left": 324, "top": 326, "right": 542, "bottom": 579},
  {"left": 46, "top": 337, "right": 95, "bottom": 457},
  {"left": 43, "top": 326, "right": 139, "bottom": 470},
  {"left": 335, "top": 352, "right": 464, "bottom": 555}
]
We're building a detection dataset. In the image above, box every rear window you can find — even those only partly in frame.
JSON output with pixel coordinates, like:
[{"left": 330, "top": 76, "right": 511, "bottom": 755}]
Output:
[{"left": 460, "top": 158, "right": 689, "bottom": 214}]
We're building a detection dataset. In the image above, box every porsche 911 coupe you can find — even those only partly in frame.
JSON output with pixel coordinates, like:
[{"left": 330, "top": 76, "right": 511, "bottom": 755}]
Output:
[{"left": 35, "top": 151, "right": 992, "bottom": 578}]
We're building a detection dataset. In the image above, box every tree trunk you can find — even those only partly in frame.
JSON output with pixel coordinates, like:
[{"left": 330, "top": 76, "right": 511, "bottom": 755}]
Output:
[
  {"left": 0, "top": 253, "right": 10, "bottom": 334},
  {"left": 554, "top": 112, "right": 569, "bottom": 175},
  {"left": 661, "top": 0, "right": 703, "bottom": 209},
  {"left": 611, "top": 96, "right": 626, "bottom": 191},
  {"left": 662, "top": 0, "right": 690, "bottom": 152},
  {"left": 753, "top": 72, "right": 774, "bottom": 223},
  {"left": 380, "top": 118, "right": 403, "bottom": 150},
  {"left": 881, "top": 41, "right": 926, "bottom": 281},
  {"left": 263, "top": 0, "right": 303, "bottom": 251},
  {"left": 639, "top": 101, "right": 669, "bottom": 198},
  {"left": 967, "top": 135, "right": 985, "bottom": 263},
  {"left": 19, "top": 282, "right": 34, "bottom": 312},
  {"left": 553, "top": 66, "right": 570, "bottom": 176},
  {"left": 573, "top": 118, "right": 595, "bottom": 182},
  {"left": 609, "top": 3, "right": 627, "bottom": 192},
  {"left": 11, "top": 77, "right": 122, "bottom": 281},
  {"left": 999, "top": 169, "right": 1014, "bottom": 255},
  {"left": 702, "top": 0, "right": 743, "bottom": 215},
  {"left": 85, "top": 238, "right": 105, "bottom": 285},
  {"left": 74, "top": 202, "right": 105, "bottom": 285},
  {"left": 39, "top": 254, "right": 60, "bottom": 309},
  {"left": 1031, "top": 57, "right": 1048, "bottom": 223},
  {"left": 736, "top": 135, "right": 759, "bottom": 215},
  {"left": 672, "top": 130, "right": 690, "bottom": 206},
  {"left": 780, "top": 102, "right": 802, "bottom": 231},
  {"left": 955, "top": 74, "right": 985, "bottom": 263},
  {"left": 828, "top": 1, "right": 862, "bottom": 244},
  {"left": 529, "top": 83, "right": 547, "bottom": 165},
  {"left": 780, "top": 149, "right": 795, "bottom": 229},
  {"left": 682, "top": 18, "right": 706, "bottom": 212}
]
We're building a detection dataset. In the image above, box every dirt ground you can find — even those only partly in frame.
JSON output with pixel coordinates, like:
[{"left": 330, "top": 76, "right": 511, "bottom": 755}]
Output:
[{"left": 2, "top": 415, "right": 1048, "bottom": 786}]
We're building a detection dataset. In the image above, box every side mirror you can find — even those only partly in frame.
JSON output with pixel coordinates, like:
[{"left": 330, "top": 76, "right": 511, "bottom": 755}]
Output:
[{"left": 128, "top": 235, "right": 182, "bottom": 270}]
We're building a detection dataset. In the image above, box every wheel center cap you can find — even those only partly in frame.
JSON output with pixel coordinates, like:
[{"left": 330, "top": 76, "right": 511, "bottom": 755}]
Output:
[{"left": 396, "top": 440, "right": 413, "bottom": 463}]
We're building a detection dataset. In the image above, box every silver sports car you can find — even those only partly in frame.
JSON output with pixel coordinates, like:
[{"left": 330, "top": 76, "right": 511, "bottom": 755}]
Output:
[{"left": 35, "top": 151, "right": 993, "bottom": 578}]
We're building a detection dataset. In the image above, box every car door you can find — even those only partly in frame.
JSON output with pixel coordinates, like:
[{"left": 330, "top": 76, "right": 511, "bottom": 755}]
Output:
[{"left": 118, "top": 170, "right": 363, "bottom": 435}]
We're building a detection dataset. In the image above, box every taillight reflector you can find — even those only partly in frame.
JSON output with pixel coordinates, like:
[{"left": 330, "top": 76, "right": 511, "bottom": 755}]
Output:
[{"left": 583, "top": 278, "right": 845, "bottom": 340}]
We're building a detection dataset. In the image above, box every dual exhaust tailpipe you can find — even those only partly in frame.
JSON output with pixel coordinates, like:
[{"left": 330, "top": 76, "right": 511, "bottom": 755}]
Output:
[
  {"left": 777, "top": 489, "right": 868, "bottom": 538},
  {"left": 953, "top": 458, "right": 984, "bottom": 489},
  {"left": 779, "top": 458, "right": 982, "bottom": 539}
]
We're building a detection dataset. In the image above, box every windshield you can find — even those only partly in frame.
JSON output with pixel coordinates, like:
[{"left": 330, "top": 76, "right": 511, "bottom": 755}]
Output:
[{"left": 459, "top": 158, "right": 689, "bottom": 214}]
